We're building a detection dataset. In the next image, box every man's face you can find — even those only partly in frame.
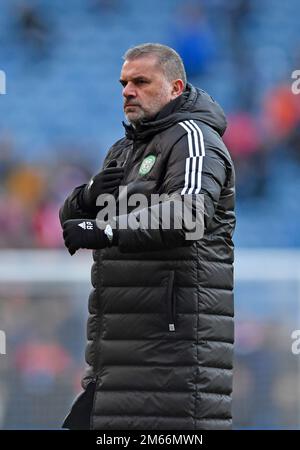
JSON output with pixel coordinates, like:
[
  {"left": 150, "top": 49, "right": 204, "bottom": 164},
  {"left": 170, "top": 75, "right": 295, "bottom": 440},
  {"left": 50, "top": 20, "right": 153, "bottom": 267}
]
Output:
[{"left": 120, "top": 55, "right": 175, "bottom": 125}]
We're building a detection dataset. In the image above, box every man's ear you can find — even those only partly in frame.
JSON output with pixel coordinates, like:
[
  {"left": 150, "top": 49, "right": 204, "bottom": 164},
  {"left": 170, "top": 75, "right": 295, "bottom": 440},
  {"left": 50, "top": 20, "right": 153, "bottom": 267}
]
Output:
[{"left": 171, "top": 79, "right": 185, "bottom": 99}]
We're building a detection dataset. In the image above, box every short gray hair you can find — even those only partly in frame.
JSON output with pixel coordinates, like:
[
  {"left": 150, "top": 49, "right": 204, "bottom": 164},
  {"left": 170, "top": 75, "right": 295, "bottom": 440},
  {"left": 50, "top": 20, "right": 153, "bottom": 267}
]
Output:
[{"left": 123, "top": 43, "right": 187, "bottom": 88}]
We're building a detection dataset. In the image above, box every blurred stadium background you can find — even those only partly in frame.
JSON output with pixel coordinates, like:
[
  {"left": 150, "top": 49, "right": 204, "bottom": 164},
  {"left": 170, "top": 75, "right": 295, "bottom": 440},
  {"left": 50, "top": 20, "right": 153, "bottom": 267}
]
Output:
[{"left": 0, "top": 0, "right": 300, "bottom": 429}]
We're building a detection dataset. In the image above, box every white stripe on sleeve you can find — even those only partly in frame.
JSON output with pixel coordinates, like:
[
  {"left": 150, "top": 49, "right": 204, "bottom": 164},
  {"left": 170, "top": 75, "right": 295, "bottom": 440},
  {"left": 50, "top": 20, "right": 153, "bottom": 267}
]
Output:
[{"left": 179, "top": 120, "right": 205, "bottom": 195}]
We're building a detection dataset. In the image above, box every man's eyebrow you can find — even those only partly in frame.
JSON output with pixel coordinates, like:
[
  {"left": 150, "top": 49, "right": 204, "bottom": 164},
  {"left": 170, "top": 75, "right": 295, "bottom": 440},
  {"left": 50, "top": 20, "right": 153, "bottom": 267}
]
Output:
[
  {"left": 119, "top": 76, "right": 150, "bottom": 84},
  {"left": 133, "top": 75, "right": 150, "bottom": 81}
]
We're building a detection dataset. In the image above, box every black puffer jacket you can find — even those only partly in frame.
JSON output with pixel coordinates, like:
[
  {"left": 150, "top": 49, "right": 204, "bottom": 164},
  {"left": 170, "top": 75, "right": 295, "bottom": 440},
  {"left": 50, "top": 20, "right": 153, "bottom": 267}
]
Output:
[{"left": 60, "top": 84, "right": 236, "bottom": 430}]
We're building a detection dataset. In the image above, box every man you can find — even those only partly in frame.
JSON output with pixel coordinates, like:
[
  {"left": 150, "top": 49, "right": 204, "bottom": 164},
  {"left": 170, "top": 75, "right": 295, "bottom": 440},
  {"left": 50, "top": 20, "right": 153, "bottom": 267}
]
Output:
[{"left": 60, "top": 43, "right": 235, "bottom": 430}]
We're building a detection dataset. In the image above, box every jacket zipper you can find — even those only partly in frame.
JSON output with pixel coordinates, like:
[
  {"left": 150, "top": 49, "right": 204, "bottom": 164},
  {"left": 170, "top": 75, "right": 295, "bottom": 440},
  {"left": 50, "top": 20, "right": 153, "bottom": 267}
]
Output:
[
  {"left": 122, "top": 140, "right": 147, "bottom": 179},
  {"left": 166, "top": 270, "right": 176, "bottom": 332},
  {"left": 122, "top": 142, "right": 135, "bottom": 178}
]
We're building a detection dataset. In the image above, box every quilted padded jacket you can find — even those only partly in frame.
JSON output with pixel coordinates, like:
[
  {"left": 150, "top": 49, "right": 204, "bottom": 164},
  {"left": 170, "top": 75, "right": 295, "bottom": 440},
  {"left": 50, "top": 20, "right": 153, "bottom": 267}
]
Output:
[{"left": 59, "top": 83, "right": 236, "bottom": 430}]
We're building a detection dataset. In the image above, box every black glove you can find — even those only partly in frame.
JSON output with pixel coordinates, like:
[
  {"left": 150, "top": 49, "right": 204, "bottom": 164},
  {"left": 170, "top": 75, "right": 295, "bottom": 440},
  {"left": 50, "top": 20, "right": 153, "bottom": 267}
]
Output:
[
  {"left": 81, "top": 160, "right": 124, "bottom": 211},
  {"left": 63, "top": 219, "right": 110, "bottom": 255}
]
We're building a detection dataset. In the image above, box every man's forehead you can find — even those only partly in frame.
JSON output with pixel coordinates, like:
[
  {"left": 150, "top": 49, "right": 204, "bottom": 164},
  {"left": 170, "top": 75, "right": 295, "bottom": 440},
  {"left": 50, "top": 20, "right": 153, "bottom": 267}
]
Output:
[{"left": 120, "top": 55, "right": 162, "bottom": 78}]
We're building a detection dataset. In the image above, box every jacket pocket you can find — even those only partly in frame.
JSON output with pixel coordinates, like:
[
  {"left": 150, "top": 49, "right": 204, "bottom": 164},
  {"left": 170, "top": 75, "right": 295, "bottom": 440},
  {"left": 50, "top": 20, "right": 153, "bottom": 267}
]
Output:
[
  {"left": 166, "top": 270, "right": 176, "bottom": 332},
  {"left": 62, "top": 379, "right": 96, "bottom": 430}
]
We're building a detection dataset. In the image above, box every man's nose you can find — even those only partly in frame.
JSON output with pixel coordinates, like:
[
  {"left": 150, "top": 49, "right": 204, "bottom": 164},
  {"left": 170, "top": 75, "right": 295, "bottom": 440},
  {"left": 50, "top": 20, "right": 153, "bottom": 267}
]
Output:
[{"left": 123, "top": 82, "right": 136, "bottom": 98}]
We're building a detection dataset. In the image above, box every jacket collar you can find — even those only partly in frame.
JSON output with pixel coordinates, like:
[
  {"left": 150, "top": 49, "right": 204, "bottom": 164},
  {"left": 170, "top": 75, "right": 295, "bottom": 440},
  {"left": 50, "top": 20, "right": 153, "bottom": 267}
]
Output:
[
  {"left": 122, "top": 84, "right": 196, "bottom": 141},
  {"left": 122, "top": 82, "right": 227, "bottom": 141}
]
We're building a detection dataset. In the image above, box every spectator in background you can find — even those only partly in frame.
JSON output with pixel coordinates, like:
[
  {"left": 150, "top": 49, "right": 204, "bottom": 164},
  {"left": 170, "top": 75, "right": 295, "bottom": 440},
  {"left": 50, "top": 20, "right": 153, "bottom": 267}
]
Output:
[
  {"left": 32, "top": 200, "right": 63, "bottom": 248},
  {"left": 287, "top": 121, "right": 300, "bottom": 163},
  {"left": 262, "top": 83, "right": 300, "bottom": 163},
  {"left": 0, "top": 193, "right": 30, "bottom": 248},
  {"left": 5, "top": 163, "right": 46, "bottom": 211},
  {"left": 223, "top": 112, "right": 267, "bottom": 199},
  {"left": 262, "top": 84, "right": 300, "bottom": 143},
  {"left": 87, "top": 0, "right": 119, "bottom": 15},
  {"left": 13, "top": 0, "right": 53, "bottom": 59},
  {"left": 227, "top": 0, "right": 255, "bottom": 110},
  {"left": 0, "top": 133, "right": 16, "bottom": 180},
  {"left": 170, "top": 1, "right": 216, "bottom": 80}
]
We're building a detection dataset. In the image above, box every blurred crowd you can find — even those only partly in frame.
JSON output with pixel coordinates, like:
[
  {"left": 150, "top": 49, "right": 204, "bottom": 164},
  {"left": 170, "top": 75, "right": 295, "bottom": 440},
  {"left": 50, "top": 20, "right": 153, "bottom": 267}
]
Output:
[
  {"left": 0, "top": 138, "right": 96, "bottom": 248},
  {"left": 0, "top": 284, "right": 87, "bottom": 428},
  {"left": 224, "top": 82, "right": 300, "bottom": 199}
]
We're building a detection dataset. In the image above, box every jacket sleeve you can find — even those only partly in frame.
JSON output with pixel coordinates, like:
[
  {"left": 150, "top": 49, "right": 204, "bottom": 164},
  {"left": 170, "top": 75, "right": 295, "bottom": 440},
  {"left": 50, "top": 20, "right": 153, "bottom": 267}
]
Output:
[
  {"left": 59, "top": 183, "right": 96, "bottom": 226},
  {"left": 115, "top": 124, "right": 228, "bottom": 253},
  {"left": 59, "top": 150, "right": 115, "bottom": 226}
]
